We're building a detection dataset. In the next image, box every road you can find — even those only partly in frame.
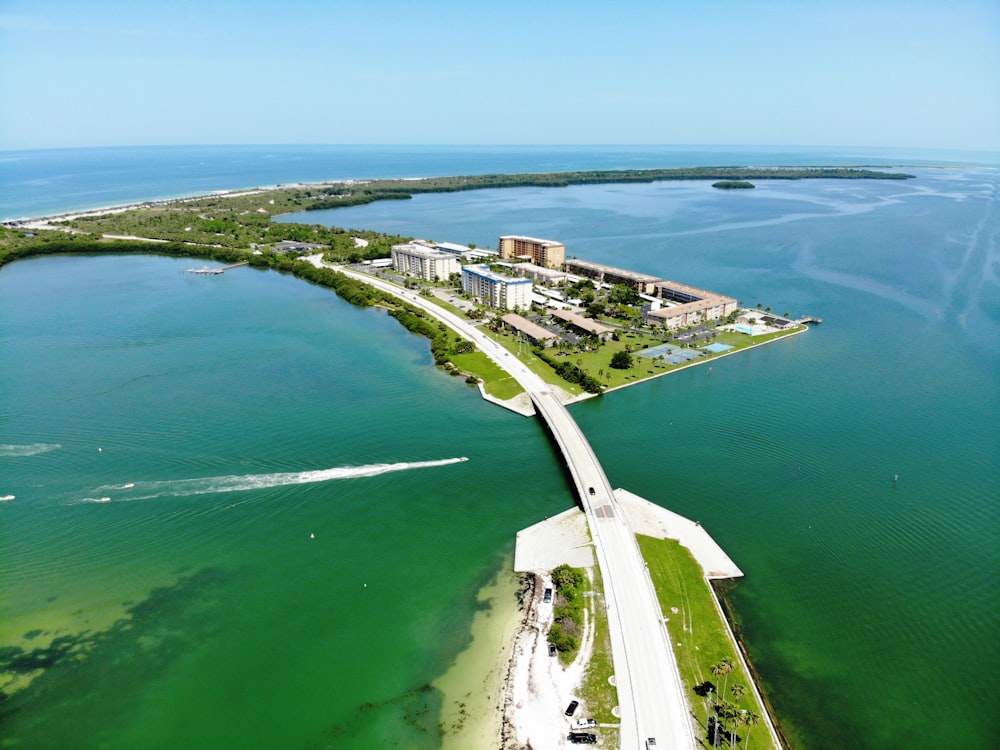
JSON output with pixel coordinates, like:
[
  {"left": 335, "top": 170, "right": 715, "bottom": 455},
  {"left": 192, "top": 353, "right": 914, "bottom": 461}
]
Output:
[{"left": 315, "top": 259, "right": 695, "bottom": 750}]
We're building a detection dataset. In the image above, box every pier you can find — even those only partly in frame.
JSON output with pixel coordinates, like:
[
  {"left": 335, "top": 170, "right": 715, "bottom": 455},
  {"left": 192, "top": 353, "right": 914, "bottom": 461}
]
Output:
[{"left": 184, "top": 261, "right": 249, "bottom": 275}]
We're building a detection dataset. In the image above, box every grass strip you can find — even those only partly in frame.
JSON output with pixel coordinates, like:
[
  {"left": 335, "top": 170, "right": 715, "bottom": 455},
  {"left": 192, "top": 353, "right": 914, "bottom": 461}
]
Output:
[{"left": 638, "top": 535, "right": 776, "bottom": 750}]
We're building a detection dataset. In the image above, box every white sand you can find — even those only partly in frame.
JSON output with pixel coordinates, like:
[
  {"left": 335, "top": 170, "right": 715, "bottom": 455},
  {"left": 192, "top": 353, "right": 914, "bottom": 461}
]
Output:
[
  {"left": 435, "top": 567, "right": 524, "bottom": 750},
  {"left": 501, "top": 571, "right": 598, "bottom": 749}
]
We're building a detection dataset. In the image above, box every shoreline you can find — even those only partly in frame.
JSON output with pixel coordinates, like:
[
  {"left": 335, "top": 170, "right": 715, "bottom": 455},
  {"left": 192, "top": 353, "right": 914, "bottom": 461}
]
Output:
[
  {"left": 434, "top": 564, "right": 526, "bottom": 750},
  {"left": 3, "top": 158, "right": 933, "bottom": 226},
  {"left": 7, "top": 182, "right": 796, "bottom": 748}
]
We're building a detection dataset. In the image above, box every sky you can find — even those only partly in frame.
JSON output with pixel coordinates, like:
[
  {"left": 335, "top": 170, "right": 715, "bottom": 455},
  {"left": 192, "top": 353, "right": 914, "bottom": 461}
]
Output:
[{"left": 1, "top": 0, "right": 998, "bottom": 152}]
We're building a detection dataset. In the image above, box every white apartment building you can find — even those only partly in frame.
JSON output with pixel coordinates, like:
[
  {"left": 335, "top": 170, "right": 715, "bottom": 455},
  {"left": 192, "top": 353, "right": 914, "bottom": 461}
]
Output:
[
  {"left": 391, "top": 243, "right": 460, "bottom": 281},
  {"left": 461, "top": 264, "right": 533, "bottom": 310}
]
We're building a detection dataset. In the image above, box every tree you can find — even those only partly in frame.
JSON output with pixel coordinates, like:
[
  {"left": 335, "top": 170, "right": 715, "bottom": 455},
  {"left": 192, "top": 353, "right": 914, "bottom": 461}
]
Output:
[
  {"left": 608, "top": 283, "right": 640, "bottom": 305},
  {"left": 711, "top": 659, "right": 735, "bottom": 707},
  {"left": 551, "top": 564, "right": 583, "bottom": 589},
  {"left": 741, "top": 709, "right": 761, "bottom": 750},
  {"left": 729, "top": 685, "right": 747, "bottom": 745},
  {"left": 610, "top": 350, "right": 633, "bottom": 370},
  {"left": 720, "top": 658, "right": 736, "bottom": 696}
]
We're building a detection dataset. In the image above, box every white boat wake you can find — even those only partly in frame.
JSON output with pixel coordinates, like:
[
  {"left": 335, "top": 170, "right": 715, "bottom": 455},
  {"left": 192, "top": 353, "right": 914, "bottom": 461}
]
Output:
[
  {"left": 0, "top": 443, "right": 61, "bottom": 457},
  {"left": 79, "top": 457, "right": 468, "bottom": 503}
]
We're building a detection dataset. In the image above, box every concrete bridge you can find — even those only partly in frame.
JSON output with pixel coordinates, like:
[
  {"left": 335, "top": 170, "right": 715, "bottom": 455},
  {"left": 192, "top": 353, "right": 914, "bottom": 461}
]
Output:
[{"left": 317, "top": 258, "right": 696, "bottom": 749}]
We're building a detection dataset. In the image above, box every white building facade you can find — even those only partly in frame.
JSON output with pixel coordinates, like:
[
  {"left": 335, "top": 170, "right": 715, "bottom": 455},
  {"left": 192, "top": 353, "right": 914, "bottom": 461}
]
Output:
[
  {"left": 391, "top": 243, "right": 460, "bottom": 281},
  {"left": 461, "top": 264, "right": 532, "bottom": 310}
]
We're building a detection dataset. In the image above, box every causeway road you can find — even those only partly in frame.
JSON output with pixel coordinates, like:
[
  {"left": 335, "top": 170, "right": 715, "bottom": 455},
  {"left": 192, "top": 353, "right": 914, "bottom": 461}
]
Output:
[{"left": 312, "top": 259, "right": 695, "bottom": 750}]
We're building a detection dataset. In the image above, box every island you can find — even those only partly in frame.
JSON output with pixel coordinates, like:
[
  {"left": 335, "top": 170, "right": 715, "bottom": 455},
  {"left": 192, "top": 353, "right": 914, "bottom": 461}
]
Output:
[
  {"left": 712, "top": 180, "right": 756, "bottom": 189},
  {"left": 0, "top": 167, "right": 854, "bottom": 749}
]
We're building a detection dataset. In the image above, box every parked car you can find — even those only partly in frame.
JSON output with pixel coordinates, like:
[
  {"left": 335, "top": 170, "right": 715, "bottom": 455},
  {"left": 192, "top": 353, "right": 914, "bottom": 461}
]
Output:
[
  {"left": 565, "top": 700, "right": 579, "bottom": 716},
  {"left": 573, "top": 718, "right": 597, "bottom": 729},
  {"left": 548, "top": 643, "right": 557, "bottom": 657},
  {"left": 543, "top": 587, "right": 553, "bottom": 603},
  {"left": 568, "top": 732, "right": 597, "bottom": 744},
  {"left": 588, "top": 486, "right": 595, "bottom": 495}
]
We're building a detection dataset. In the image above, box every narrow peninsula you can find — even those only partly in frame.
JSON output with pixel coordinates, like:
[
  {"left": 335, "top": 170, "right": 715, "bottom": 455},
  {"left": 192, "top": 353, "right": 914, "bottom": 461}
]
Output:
[{"left": 0, "top": 166, "right": 867, "bottom": 749}]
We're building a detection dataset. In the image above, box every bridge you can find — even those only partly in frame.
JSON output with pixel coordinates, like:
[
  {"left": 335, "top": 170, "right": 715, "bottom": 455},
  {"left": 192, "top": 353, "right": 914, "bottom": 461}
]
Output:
[{"left": 318, "top": 258, "right": 696, "bottom": 749}]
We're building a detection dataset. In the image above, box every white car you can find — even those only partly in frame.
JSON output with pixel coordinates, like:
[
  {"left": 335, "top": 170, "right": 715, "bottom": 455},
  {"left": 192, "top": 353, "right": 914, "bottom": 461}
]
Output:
[{"left": 572, "top": 718, "right": 597, "bottom": 729}]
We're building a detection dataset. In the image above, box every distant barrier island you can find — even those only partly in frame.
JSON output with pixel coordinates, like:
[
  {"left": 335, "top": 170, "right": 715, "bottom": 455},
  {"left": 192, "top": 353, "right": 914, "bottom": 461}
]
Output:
[{"left": 300, "top": 166, "right": 912, "bottom": 211}]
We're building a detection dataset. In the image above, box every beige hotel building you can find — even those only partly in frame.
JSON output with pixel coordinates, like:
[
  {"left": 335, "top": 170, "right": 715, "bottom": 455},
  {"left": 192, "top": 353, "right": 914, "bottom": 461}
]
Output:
[{"left": 498, "top": 235, "right": 566, "bottom": 269}]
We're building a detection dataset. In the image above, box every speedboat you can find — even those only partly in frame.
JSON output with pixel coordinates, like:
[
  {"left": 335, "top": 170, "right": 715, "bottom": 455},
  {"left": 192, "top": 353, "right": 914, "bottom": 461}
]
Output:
[
  {"left": 0, "top": 494, "right": 14, "bottom": 502},
  {"left": 122, "top": 483, "right": 135, "bottom": 489}
]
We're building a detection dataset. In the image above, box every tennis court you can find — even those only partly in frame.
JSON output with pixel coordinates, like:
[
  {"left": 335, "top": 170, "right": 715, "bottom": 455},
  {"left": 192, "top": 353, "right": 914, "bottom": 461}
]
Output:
[
  {"left": 702, "top": 343, "right": 734, "bottom": 353},
  {"left": 637, "top": 343, "right": 704, "bottom": 365}
]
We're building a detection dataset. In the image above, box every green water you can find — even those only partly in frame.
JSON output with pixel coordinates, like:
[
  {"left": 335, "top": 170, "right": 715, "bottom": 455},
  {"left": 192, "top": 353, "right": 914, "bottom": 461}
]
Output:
[
  {"left": 3, "top": 167, "right": 999, "bottom": 748},
  {"left": 0, "top": 255, "right": 569, "bottom": 748}
]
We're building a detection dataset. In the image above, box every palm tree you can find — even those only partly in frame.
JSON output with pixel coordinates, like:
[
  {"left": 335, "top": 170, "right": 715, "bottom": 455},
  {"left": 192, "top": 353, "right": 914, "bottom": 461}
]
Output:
[
  {"left": 730, "top": 683, "right": 746, "bottom": 704},
  {"left": 702, "top": 685, "right": 716, "bottom": 745},
  {"left": 717, "top": 657, "right": 735, "bottom": 697},
  {"left": 728, "top": 686, "right": 746, "bottom": 746},
  {"left": 715, "top": 699, "right": 737, "bottom": 747},
  {"left": 709, "top": 662, "right": 734, "bottom": 747},
  {"left": 742, "top": 710, "right": 761, "bottom": 749}
]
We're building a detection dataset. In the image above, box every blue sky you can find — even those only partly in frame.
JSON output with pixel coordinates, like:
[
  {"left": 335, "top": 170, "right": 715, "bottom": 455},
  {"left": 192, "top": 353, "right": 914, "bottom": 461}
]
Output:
[{"left": 1, "top": 0, "right": 998, "bottom": 151}]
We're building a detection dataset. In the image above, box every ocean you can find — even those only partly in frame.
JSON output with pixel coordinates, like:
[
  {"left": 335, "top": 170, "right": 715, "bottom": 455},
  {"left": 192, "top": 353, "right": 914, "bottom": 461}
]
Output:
[{"left": 1, "top": 146, "right": 998, "bottom": 749}]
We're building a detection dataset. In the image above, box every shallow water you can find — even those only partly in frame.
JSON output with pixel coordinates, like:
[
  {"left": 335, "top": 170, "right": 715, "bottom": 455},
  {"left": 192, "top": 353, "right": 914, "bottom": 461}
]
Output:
[{"left": 2, "top": 152, "right": 998, "bottom": 749}]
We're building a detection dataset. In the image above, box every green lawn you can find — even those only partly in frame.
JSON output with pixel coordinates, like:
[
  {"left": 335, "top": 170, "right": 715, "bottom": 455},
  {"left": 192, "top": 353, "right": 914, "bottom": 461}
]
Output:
[
  {"left": 447, "top": 350, "right": 524, "bottom": 400},
  {"left": 637, "top": 535, "right": 776, "bottom": 750},
  {"left": 578, "top": 566, "right": 620, "bottom": 728}
]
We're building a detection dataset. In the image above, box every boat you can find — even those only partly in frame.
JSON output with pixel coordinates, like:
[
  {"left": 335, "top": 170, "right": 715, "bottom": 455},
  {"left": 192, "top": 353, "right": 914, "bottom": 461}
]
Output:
[
  {"left": 122, "top": 483, "right": 135, "bottom": 489},
  {"left": 0, "top": 494, "right": 14, "bottom": 502}
]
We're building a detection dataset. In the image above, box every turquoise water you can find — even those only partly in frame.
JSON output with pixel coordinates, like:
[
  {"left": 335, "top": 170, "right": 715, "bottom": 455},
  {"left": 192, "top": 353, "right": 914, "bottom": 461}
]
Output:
[
  {"left": 3, "top": 143, "right": 996, "bottom": 221},
  {"left": 289, "top": 168, "right": 1000, "bottom": 748},
  {"left": 0, "top": 256, "right": 571, "bottom": 748},
  {"left": 2, "top": 150, "right": 998, "bottom": 749}
]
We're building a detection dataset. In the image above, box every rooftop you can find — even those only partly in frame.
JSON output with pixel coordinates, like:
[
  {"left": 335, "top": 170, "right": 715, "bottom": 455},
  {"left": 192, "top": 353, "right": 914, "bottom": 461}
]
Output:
[{"left": 552, "top": 308, "right": 614, "bottom": 335}]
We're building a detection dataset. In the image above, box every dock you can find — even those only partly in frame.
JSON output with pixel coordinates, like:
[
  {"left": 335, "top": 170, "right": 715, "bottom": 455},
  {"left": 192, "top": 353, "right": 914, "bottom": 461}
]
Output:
[{"left": 184, "top": 261, "right": 248, "bottom": 275}]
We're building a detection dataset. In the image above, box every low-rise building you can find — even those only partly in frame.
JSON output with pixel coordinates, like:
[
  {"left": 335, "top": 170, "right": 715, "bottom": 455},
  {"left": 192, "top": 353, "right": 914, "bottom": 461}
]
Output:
[
  {"left": 273, "top": 240, "right": 327, "bottom": 253},
  {"left": 645, "top": 280, "right": 738, "bottom": 329},
  {"left": 391, "top": 243, "right": 460, "bottom": 281},
  {"left": 498, "top": 235, "right": 566, "bottom": 269},
  {"left": 501, "top": 314, "right": 561, "bottom": 347},
  {"left": 551, "top": 308, "right": 614, "bottom": 340},
  {"left": 432, "top": 241, "right": 497, "bottom": 261},
  {"left": 461, "top": 264, "right": 533, "bottom": 310},
  {"left": 506, "top": 262, "right": 569, "bottom": 285},
  {"left": 563, "top": 258, "right": 662, "bottom": 293}
]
